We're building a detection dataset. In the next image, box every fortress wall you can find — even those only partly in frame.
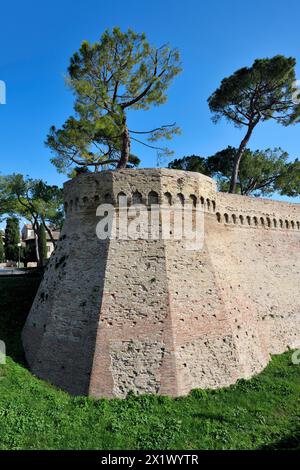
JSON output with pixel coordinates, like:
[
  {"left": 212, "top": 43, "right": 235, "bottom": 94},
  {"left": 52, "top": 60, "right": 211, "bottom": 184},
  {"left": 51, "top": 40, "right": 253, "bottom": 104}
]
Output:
[
  {"left": 22, "top": 174, "right": 114, "bottom": 395},
  {"left": 87, "top": 170, "right": 222, "bottom": 397},
  {"left": 164, "top": 237, "right": 241, "bottom": 395},
  {"left": 172, "top": 214, "right": 300, "bottom": 394},
  {"left": 88, "top": 171, "right": 177, "bottom": 397},
  {"left": 207, "top": 214, "right": 300, "bottom": 350},
  {"left": 22, "top": 169, "right": 300, "bottom": 398},
  {"left": 88, "top": 237, "right": 179, "bottom": 398}
]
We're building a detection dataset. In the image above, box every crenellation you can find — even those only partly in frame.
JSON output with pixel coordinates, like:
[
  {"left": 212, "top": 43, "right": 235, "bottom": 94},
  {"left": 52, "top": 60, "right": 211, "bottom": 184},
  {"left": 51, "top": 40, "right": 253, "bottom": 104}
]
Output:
[
  {"left": 215, "top": 210, "right": 300, "bottom": 231},
  {"left": 63, "top": 169, "right": 300, "bottom": 226}
]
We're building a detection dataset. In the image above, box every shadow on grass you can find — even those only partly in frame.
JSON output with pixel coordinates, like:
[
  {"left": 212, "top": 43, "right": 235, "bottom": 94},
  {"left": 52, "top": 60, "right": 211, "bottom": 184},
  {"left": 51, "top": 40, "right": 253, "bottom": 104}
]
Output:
[
  {"left": 0, "top": 270, "right": 42, "bottom": 366},
  {"left": 259, "top": 429, "right": 300, "bottom": 450}
]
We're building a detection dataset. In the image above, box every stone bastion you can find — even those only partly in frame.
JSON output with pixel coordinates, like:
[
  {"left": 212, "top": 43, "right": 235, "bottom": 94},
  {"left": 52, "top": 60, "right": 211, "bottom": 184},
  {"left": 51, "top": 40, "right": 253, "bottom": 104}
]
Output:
[{"left": 22, "top": 169, "right": 300, "bottom": 398}]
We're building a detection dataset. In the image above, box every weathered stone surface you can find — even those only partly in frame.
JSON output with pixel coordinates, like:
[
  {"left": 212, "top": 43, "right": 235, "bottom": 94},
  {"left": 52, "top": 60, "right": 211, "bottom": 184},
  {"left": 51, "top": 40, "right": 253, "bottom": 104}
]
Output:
[{"left": 22, "top": 169, "right": 300, "bottom": 398}]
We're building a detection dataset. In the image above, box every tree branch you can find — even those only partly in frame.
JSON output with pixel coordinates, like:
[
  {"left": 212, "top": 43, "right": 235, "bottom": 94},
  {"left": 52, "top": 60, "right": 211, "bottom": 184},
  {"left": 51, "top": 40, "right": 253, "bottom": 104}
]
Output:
[
  {"left": 131, "top": 136, "right": 166, "bottom": 151},
  {"left": 129, "top": 123, "right": 176, "bottom": 135}
]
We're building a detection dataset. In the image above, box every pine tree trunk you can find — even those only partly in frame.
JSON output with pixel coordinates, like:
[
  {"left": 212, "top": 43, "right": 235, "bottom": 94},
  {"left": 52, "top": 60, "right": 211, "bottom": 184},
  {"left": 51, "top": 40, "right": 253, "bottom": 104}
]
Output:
[
  {"left": 117, "top": 120, "right": 130, "bottom": 169},
  {"left": 33, "top": 219, "right": 41, "bottom": 266},
  {"left": 35, "top": 233, "right": 41, "bottom": 266},
  {"left": 229, "top": 124, "right": 255, "bottom": 194},
  {"left": 42, "top": 218, "right": 56, "bottom": 247}
]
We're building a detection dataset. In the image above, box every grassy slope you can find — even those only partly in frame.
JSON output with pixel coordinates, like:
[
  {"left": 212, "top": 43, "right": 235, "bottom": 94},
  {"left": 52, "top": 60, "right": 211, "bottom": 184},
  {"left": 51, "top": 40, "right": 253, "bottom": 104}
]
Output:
[{"left": 0, "top": 276, "right": 299, "bottom": 450}]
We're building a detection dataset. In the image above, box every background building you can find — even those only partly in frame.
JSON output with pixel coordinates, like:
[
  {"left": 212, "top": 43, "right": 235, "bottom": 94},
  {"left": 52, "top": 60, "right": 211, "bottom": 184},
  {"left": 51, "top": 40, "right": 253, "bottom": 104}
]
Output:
[{"left": 21, "top": 224, "right": 60, "bottom": 259}]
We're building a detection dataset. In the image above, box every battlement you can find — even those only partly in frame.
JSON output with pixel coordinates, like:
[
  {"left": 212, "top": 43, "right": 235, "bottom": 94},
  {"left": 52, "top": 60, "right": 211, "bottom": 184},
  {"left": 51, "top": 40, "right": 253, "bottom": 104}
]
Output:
[
  {"left": 63, "top": 168, "right": 217, "bottom": 215},
  {"left": 63, "top": 169, "right": 300, "bottom": 232},
  {"left": 216, "top": 191, "right": 300, "bottom": 231}
]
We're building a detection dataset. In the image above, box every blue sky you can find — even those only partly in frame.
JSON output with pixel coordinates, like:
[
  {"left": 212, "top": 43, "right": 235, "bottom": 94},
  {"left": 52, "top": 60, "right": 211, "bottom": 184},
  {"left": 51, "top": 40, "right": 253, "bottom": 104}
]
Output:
[{"left": 1, "top": 0, "right": 300, "bottom": 203}]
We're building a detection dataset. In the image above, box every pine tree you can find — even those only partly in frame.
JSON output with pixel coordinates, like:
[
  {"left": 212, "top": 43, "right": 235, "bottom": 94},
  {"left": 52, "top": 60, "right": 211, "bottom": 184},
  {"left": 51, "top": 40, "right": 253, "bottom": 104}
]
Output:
[
  {"left": 208, "top": 55, "right": 299, "bottom": 193},
  {"left": 4, "top": 217, "right": 20, "bottom": 262},
  {"left": 168, "top": 148, "right": 300, "bottom": 197},
  {"left": 38, "top": 224, "right": 48, "bottom": 266},
  {"left": 46, "top": 27, "right": 181, "bottom": 172}
]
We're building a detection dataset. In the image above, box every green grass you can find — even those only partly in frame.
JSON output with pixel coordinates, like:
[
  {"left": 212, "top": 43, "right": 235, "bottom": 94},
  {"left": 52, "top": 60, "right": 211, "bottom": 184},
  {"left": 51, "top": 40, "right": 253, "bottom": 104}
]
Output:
[{"left": 0, "top": 275, "right": 299, "bottom": 450}]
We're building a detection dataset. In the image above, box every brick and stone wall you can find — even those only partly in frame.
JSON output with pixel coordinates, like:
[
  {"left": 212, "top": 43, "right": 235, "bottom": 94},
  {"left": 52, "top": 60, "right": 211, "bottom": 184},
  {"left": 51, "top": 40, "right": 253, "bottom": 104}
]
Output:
[{"left": 22, "top": 169, "right": 300, "bottom": 398}]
